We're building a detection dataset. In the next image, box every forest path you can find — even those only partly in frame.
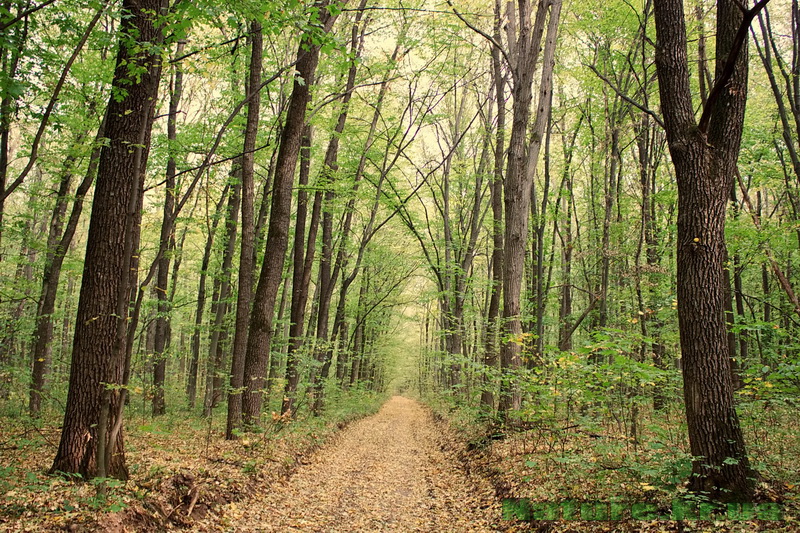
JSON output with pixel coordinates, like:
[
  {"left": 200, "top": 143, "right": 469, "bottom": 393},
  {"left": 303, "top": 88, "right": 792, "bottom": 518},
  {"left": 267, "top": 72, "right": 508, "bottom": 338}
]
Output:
[{"left": 233, "top": 396, "right": 500, "bottom": 531}]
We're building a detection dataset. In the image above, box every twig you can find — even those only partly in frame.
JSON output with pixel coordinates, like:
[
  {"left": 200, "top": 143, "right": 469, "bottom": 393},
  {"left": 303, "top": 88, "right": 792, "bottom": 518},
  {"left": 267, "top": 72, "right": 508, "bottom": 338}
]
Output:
[
  {"left": 185, "top": 486, "right": 201, "bottom": 517},
  {"left": 445, "top": 0, "right": 511, "bottom": 68},
  {"left": 586, "top": 63, "right": 665, "bottom": 130}
]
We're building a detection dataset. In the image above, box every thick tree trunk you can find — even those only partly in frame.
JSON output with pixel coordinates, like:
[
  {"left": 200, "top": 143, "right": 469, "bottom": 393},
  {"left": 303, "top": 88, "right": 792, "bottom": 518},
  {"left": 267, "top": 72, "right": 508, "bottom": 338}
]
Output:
[
  {"left": 653, "top": 0, "right": 766, "bottom": 501},
  {"left": 50, "top": 0, "right": 165, "bottom": 480}
]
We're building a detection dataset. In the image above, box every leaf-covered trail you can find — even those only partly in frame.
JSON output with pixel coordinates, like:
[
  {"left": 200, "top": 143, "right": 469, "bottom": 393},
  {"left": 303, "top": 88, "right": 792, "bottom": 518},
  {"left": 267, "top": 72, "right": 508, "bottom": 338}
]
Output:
[{"left": 233, "top": 396, "right": 500, "bottom": 531}]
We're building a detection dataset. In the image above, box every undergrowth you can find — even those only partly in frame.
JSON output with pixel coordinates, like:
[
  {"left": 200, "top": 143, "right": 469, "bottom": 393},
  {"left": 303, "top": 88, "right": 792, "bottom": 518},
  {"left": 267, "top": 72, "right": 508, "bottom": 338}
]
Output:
[
  {"left": 425, "top": 390, "right": 799, "bottom": 532},
  {"left": 0, "top": 385, "right": 386, "bottom": 532}
]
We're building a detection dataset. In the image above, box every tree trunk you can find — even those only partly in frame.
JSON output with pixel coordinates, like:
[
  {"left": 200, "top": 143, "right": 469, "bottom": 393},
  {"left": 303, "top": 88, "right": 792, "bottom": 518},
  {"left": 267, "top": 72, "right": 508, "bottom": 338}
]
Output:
[
  {"left": 274, "top": 126, "right": 314, "bottom": 420},
  {"left": 653, "top": 0, "right": 766, "bottom": 501},
  {"left": 152, "top": 39, "right": 185, "bottom": 416},
  {"left": 50, "top": 0, "right": 165, "bottom": 480},
  {"left": 498, "top": 0, "right": 560, "bottom": 417},
  {"left": 187, "top": 186, "right": 228, "bottom": 409},
  {"left": 225, "top": 21, "right": 262, "bottom": 437},
  {"left": 29, "top": 122, "right": 102, "bottom": 417},
  {"left": 203, "top": 176, "right": 240, "bottom": 415},
  {"left": 241, "top": 1, "right": 342, "bottom": 422},
  {"left": 0, "top": 0, "right": 29, "bottom": 253},
  {"left": 480, "top": 6, "right": 505, "bottom": 408}
]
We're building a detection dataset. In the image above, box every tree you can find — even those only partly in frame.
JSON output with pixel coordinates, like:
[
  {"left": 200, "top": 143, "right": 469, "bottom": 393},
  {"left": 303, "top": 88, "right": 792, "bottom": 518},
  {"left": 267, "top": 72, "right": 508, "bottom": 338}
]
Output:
[
  {"left": 50, "top": 0, "right": 168, "bottom": 479},
  {"left": 653, "top": 0, "right": 769, "bottom": 501},
  {"left": 480, "top": 0, "right": 506, "bottom": 410},
  {"left": 152, "top": 38, "right": 186, "bottom": 416},
  {"left": 237, "top": 0, "right": 344, "bottom": 427},
  {"left": 497, "top": 0, "right": 561, "bottom": 416},
  {"left": 225, "top": 19, "right": 261, "bottom": 438},
  {"left": 29, "top": 120, "right": 103, "bottom": 417}
]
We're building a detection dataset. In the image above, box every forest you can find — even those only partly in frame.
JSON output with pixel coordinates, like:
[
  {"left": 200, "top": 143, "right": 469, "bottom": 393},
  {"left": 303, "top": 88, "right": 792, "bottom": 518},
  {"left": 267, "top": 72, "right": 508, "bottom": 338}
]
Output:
[{"left": 0, "top": 0, "right": 798, "bottom": 530}]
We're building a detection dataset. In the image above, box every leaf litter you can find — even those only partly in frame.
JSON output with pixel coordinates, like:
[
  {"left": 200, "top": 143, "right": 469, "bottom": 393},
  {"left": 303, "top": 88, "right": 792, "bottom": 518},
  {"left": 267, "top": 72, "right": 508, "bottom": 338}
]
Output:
[{"left": 230, "top": 396, "right": 501, "bottom": 531}]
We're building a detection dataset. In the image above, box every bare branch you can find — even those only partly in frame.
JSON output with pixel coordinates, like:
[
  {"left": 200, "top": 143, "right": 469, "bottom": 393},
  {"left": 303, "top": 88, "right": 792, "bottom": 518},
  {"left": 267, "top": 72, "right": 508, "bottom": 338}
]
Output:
[
  {"left": 698, "top": 0, "right": 771, "bottom": 133},
  {"left": 445, "top": 0, "right": 511, "bottom": 67},
  {"left": 586, "top": 63, "right": 666, "bottom": 130}
]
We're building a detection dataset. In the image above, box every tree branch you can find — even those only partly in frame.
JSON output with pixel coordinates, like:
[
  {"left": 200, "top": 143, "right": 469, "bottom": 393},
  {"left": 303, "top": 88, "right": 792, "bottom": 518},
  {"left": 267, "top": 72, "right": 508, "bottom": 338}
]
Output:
[
  {"left": 0, "top": 0, "right": 58, "bottom": 31},
  {"left": 697, "top": 0, "right": 771, "bottom": 133},
  {"left": 445, "top": 0, "right": 511, "bottom": 67},
  {"left": 1, "top": 0, "right": 111, "bottom": 201},
  {"left": 586, "top": 63, "right": 666, "bottom": 130}
]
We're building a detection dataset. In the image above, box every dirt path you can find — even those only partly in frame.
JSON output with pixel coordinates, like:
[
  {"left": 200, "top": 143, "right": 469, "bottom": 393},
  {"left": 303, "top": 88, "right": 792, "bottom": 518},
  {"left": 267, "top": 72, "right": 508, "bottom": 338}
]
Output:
[{"left": 233, "top": 396, "right": 500, "bottom": 532}]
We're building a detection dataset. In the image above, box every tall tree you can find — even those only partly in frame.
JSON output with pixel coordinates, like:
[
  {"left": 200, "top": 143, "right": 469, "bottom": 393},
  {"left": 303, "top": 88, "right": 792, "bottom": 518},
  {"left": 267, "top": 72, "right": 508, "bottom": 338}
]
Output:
[
  {"left": 29, "top": 121, "right": 103, "bottom": 417},
  {"left": 276, "top": 125, "right": 315, "bottom": 421},
  {"left": 497, "top": 0, "right": 561, "bottom": 416},
  {"left": 226, "top": 20, "right": 262, "bottom": 437},
  {"left": 308, "top": 3, "right": 368, "bottom": 413},
  {"left": 237, "top": 0, "right": 344, "bottom": 427},
  {"left": 152, "top": 38, "right": 186, "bottom": 416},
  {"left": 186, "top": 183, "right": 228, "bottom": 409},
  {"left": 204, "top": 174, "right": 241, "bottom": 415},
  {"left": 481, "top": 0, "right": 506, "bottom": 410},
  {"left": 50, "top": 0, "right": 168, "bottom": 479},
  {"left": 653, "top": 0, "right": 769, "bottom": 501}
]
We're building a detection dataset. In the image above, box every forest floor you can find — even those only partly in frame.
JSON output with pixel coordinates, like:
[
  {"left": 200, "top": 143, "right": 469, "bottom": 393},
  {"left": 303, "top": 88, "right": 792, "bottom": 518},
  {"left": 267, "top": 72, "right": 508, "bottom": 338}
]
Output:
[
  {"left": 0, "top": 394, "right": 505, "bottom": 532},
  {"left": 2, "top": 394, "right": 798, "bottom": 532}
]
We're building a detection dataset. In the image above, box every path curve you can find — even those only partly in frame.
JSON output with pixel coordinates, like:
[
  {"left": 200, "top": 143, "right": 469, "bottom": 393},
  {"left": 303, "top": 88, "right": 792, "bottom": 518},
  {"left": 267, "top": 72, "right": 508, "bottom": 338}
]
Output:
[{"left": 235, "top": 396, "right": 499, "bottom": 531}]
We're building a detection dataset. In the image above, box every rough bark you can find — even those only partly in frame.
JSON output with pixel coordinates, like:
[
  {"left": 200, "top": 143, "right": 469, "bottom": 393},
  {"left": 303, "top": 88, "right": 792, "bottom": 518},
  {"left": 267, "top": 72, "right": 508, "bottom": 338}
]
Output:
[
  {"left": 50, "top": 0, "right": 166, "bottom": 479},
  {"left": 225, "top": 21, "right": 262, "bottom": 437},
  {"left": 653, "top": 0, "right": 768, "bottom": 501}
]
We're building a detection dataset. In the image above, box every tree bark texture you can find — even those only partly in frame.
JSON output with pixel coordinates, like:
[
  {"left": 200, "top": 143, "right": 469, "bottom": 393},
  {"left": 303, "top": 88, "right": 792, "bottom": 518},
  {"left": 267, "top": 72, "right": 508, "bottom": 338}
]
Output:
[
  {"left": 653, "top": 0, "right": 765, "bottom": 501},
  {"left": 50, "top": 0, "right": 166, "bottom": 479}
]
